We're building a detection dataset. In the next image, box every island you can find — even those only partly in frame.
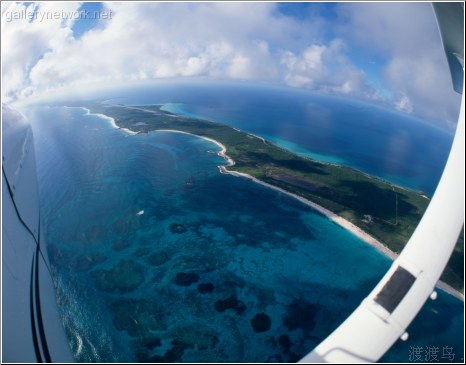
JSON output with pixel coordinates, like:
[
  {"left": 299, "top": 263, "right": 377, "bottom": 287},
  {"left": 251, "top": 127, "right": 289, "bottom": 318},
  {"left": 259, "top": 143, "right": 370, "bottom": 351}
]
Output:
[{"left": 82, "top": 102, "right": 463, "bottom": 293}]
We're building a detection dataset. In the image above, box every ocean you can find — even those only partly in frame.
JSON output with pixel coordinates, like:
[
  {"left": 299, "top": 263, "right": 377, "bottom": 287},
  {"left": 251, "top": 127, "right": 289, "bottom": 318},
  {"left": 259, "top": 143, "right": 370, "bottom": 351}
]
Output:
[
  {"left": 101, "top": 81, "right": 454, "bottom": 196},
  {"left": 21, "top": 83, "right": 463, "bottom": 362}
]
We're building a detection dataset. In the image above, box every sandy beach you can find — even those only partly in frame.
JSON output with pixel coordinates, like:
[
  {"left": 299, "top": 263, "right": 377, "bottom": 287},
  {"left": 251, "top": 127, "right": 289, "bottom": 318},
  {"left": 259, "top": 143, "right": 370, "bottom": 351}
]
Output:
[
  {"left": 206, "top": 138, "right": 463, "bottom": 301},
  {"left": 85, "top": 109, "right": 464, "bottom": 301},
  {"left": 219, "top": 166, "right": 464, "bottom": 301},
  {"left": 82, "top": 107, "right": 139, "bottom": 135},
  {"left": 219, "top": 167, "right": 397, "bottom": 260}
]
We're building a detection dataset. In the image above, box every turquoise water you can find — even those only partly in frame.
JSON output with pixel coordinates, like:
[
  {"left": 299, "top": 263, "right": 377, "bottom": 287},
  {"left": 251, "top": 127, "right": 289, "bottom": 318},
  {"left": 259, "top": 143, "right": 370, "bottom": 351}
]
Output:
[
  {"left": 22, "top": 91, "right": 463, "bottom": 363},
  {"left": 97, "top": 82, "right": 454, "bottom": 196},
  {"left": 159, "top": 96, "right": 453, "bottom": 196},
  {"left": 257, "top": 134, "right": 347, "bottom": 165}
]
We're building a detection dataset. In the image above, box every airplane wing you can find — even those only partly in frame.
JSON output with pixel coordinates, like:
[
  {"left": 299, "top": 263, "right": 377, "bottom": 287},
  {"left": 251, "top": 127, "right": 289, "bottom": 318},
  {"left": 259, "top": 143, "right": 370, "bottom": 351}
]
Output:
[
  {"left": 1, "top": 3, "right": 463, "bottom": 364},
  {"left": 2, "top": 104, "right": 74, "bottom": 362},
  {"left": 300, "top": 3, "right": 464, "bottom": 362},
  {"left": 433, "top": 2, "right": 464, "bottom": 94}
]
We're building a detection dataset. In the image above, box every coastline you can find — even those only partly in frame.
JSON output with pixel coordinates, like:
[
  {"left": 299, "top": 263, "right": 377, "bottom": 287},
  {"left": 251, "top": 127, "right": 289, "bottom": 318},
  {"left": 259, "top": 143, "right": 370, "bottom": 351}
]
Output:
[
  {"left": 218, "top": 166, "right": 464, "bottom": 302},
  {"left": 87, "top": 108, "right": 463, "bottom": 301},
  {"left": 219, "top": 167, "right": 398, "bottom": 260},
  {"left": 81, "top": 107, "right": 139, "bottom": 135},
  {"left": 176, "top": 130, "right": 464, "bottom": 301}
]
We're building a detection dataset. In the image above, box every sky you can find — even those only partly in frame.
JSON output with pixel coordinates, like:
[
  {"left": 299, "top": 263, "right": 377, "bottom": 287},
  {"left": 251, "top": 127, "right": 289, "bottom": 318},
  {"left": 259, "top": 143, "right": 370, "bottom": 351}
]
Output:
[{"left": 1, "top": 1, "right": 462, "bottom": 130}]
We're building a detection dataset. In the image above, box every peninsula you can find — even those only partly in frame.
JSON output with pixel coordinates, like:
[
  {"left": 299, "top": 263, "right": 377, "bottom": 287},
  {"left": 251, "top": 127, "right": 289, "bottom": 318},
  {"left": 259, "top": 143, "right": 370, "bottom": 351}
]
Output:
[{"left": 83, "top": 102, "right": 464, "bottom": 293}]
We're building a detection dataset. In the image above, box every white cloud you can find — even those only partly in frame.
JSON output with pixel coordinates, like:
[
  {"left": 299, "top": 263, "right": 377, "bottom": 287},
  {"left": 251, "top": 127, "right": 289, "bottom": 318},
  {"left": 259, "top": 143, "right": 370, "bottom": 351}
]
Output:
[
  {"left": 281, "top": 45, "right": 326, "bottom": 88},
  {"left": 281, "top": 39, "right": 374, "bottom": 98},
  {"left": 394, "top": 94, "right": 413, "bottom": 114},
  {"left": 1, "top": 2, "right": 82, "bottom": 100},
  {"left": 1, "top": 2, "right": 461, "bottom": 129},
  {"left": 4, "top": 2, "right": 294, "bottom": 97},
  {"left": 337, "top": 2, "right": 461, "bottom": 128},
  {"left": 2, "top": 2, "right": 367, "bottom": 98}
]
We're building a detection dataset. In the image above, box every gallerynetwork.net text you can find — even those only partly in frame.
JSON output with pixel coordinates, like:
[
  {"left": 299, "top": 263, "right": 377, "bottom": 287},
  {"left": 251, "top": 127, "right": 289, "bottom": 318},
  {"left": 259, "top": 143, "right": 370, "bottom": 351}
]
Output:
[{"left": 4, "top": 9, "right": 113, "bottom": 22}]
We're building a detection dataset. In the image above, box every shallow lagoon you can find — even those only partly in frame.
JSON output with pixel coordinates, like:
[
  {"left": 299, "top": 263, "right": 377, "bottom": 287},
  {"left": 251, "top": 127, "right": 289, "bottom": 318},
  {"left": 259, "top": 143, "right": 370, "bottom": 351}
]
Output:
[{"left": 23, "top": 100, "right": 463, "bottom": 363}]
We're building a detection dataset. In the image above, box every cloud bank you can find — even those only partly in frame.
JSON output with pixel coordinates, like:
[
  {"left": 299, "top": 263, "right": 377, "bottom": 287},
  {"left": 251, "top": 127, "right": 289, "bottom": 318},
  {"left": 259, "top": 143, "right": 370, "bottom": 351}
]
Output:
[{"left": 1, "top": 1, "right": 461, "bottom": 129}]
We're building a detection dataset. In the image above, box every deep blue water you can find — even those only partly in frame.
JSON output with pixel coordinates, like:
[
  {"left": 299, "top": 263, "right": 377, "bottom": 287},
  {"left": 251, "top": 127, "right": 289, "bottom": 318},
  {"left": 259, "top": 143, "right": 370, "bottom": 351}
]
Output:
[
  {"left": 20, "top": 84, "right": 463, "bottom": 363},
  {"left": 95, "top": 81, "right": 455, "bottom": 196}
]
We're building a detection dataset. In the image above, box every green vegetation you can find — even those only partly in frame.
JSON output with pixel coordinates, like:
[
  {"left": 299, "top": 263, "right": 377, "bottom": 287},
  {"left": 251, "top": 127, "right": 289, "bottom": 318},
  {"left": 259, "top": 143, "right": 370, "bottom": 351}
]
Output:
[{"left": 85, "top": 103, "right": 464, "bottom": 292}]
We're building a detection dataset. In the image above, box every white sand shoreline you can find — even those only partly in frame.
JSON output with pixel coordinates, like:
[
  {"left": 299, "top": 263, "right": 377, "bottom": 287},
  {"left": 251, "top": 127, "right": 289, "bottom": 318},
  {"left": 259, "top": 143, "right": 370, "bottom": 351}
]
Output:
[
  {"left": 219, "top": 165, "right": 464, "bottom": 301},
  {"left": 218, "top": 167, "right": 398, "bottom": 260},
  {"left": 196, "top": 133, "right": 464, "bottom": 301},
  {"left": 81, "top": 107, "right": 139, "bottom": 135},
  {"left": 84, "top": 108, "right": 463, "bottom": 301}
]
